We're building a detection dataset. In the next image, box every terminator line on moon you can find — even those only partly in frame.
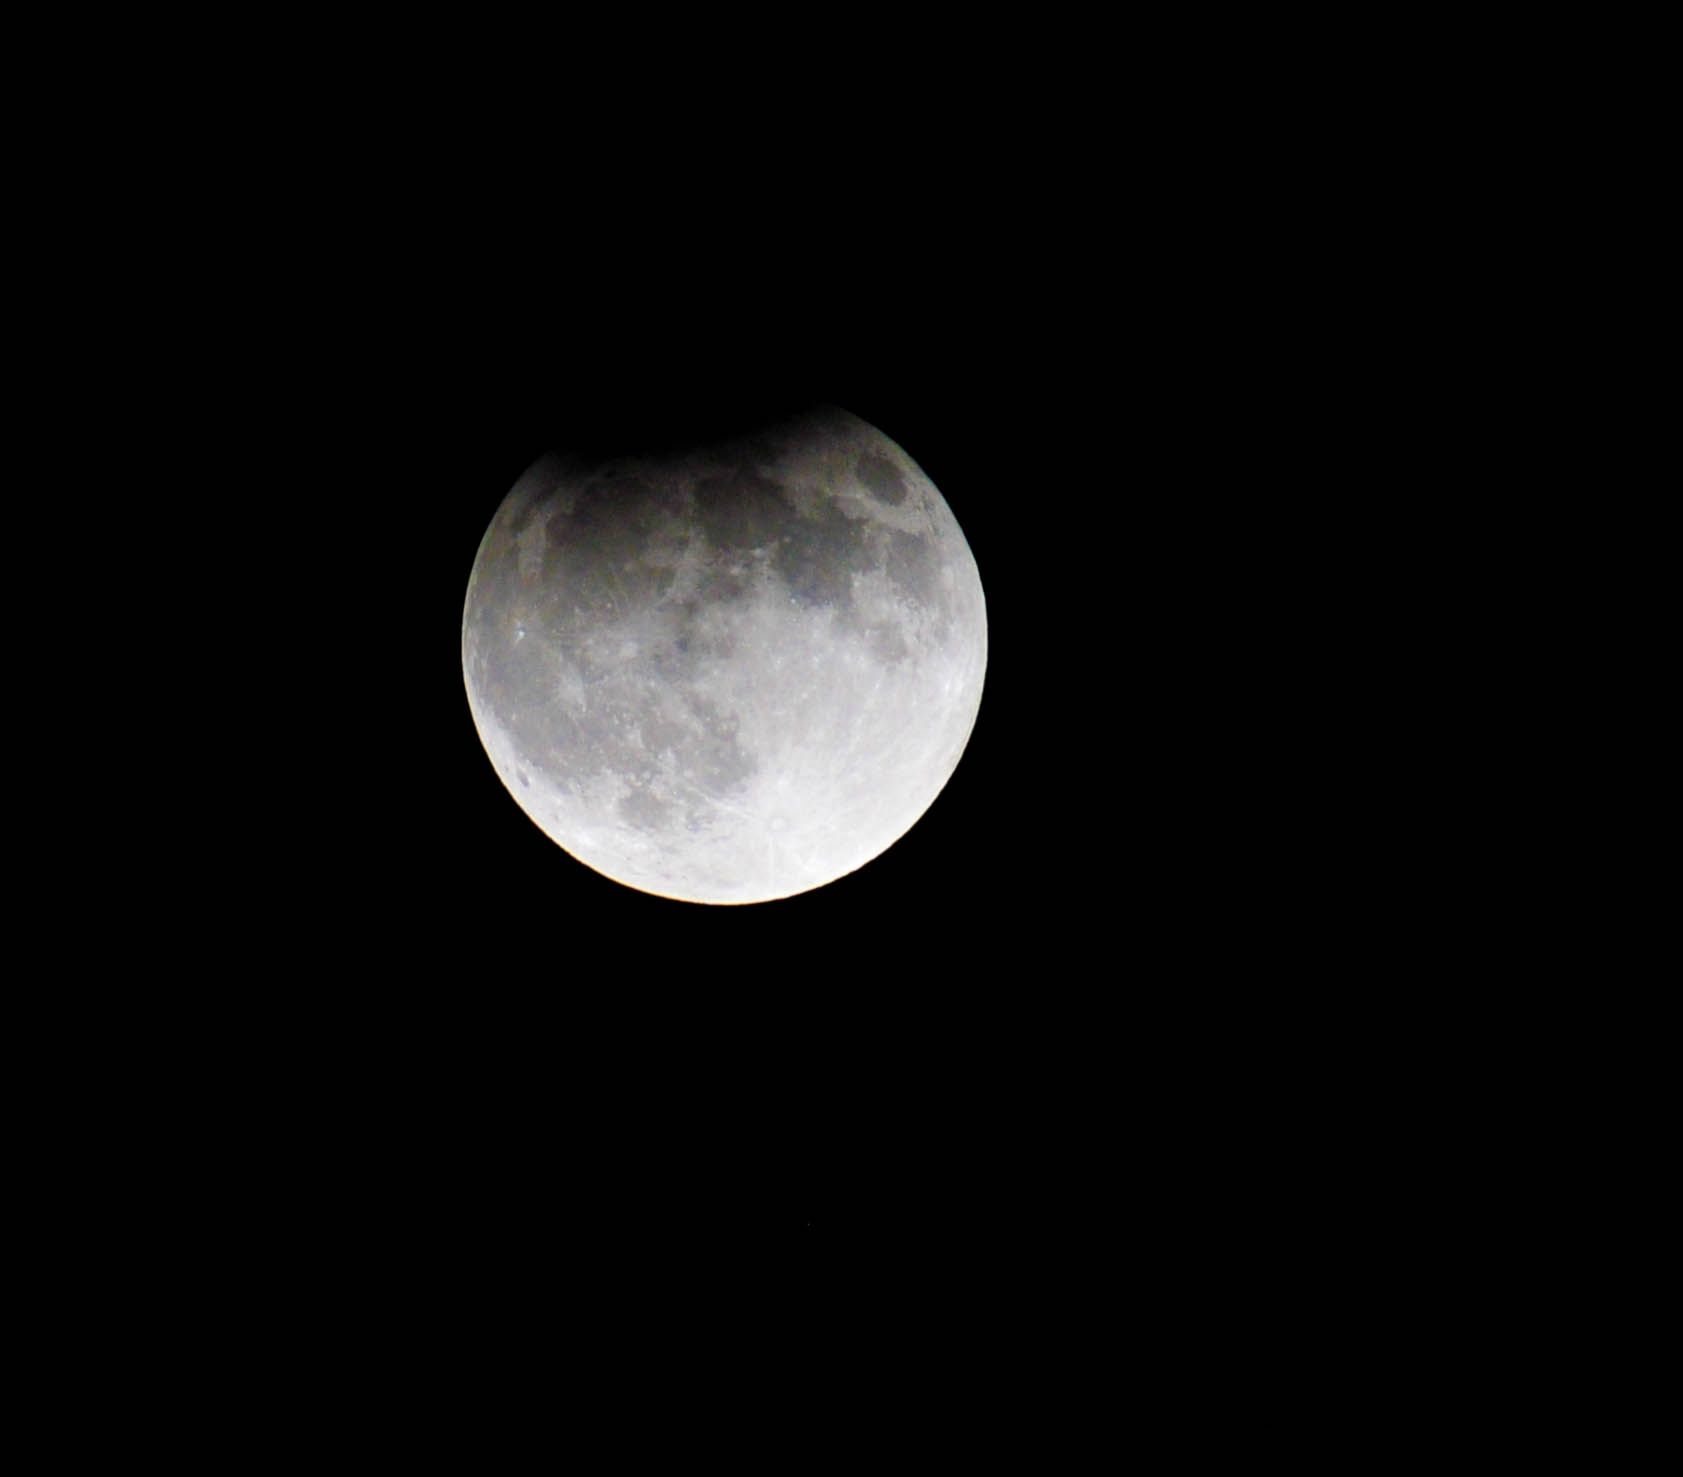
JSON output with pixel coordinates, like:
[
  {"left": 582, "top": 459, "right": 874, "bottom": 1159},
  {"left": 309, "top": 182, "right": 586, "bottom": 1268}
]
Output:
[{"left": 461, "top": 405, "right": 987, "bottom": 903}]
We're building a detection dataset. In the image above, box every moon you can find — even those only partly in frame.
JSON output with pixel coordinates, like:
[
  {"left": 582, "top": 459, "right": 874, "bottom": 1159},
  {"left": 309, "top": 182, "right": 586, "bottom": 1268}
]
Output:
[{"left": 461, "top": 405, "right": 986, "bottom": 903}]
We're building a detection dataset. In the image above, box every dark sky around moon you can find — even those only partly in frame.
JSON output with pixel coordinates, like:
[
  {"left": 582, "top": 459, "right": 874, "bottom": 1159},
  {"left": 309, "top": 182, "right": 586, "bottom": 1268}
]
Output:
[
  {"left": 159, "top": 140, "right": 1349, "bottom": 1280},
  {"left": 64, "top": 32, "right": 1417, "bottom": 1332},
  {"left": 303, "top": 330, "right": 1040, "bottom": 1245},
  {"left": 252, "top": 271, "right": 1278, "bottom": 1255}
]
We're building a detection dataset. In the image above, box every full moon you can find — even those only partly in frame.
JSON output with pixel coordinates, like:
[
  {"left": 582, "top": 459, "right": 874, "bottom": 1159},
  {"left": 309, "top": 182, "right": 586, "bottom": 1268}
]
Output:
[{"left": 461, "top": 405, "right": 986, "bottom": 903}]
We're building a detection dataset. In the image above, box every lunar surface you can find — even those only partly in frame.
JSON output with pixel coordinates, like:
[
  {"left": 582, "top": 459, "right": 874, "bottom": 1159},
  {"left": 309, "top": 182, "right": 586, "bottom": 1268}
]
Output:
[{"left": 461, "top": 405, "right": 986, "bottom": 903}]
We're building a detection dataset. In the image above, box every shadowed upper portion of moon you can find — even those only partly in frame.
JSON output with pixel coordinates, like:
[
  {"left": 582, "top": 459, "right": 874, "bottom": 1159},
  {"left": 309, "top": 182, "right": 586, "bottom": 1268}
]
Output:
[{"left": 462, "top": 404, "right": 986, "bottom": 903}]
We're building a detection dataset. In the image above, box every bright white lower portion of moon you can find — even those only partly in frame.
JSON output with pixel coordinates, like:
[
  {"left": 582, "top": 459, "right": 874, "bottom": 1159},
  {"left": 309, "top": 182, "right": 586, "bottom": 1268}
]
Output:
[{"left": 461, "top": 405, "right": 986, "bottom": 903}]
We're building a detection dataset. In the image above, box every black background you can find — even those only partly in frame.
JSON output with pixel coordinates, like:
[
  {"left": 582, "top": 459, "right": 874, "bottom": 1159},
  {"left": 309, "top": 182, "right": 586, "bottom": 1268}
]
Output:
[
  {"left": 78, "top": 35, "right": 1411, "bottom": 1314},
  {"left": 190, "top": 159, "right": 1330, "bottom": 1282},
  {"left": 26, "top": 18, "right": 1551, "bottom": 1403},
  {"left": 241, "top": 212, "right": 1188, "bottom": 1277},
  {"left": 295, "top": 262, "right": 1113, "bottom": 1261}
]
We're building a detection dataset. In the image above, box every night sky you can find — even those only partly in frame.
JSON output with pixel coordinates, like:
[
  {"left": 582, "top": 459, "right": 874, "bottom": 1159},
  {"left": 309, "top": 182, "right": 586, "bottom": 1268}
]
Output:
[
  {"left": 253, "top": 257, "right": 1122, "bottom": 1269},
  {"left": 98, "top": 74, "right": 1377, "bottom": 1304}
]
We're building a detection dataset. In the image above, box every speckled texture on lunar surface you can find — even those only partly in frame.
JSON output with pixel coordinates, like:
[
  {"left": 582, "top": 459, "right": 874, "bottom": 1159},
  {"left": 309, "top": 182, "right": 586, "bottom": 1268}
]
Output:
[{"left": 461, "top": 405, "right": 987, "bottom": 903}]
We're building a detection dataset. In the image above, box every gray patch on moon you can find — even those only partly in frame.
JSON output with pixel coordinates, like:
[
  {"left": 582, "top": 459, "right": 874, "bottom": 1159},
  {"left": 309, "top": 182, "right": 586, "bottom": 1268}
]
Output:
[
  {"left": 692, "top": 470, "right": 789, "bottom": 555},
  {"left": 883, "top": 526, "right": 941, "bottom": 605},
  {"left": 771, "top": 497, "right": 866, "bottom": 611},
  {"left": 856, "top": 452, "right": 908, "bottom": 505},
  {"left": 618, "top": 785, "right": 674, "bottom": 831},
  {"left": 865, "top": 624, "right": 910, "bottom": 664},
  {"left": 462, "top": 405, "right": 986, "bottom": 903}
]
